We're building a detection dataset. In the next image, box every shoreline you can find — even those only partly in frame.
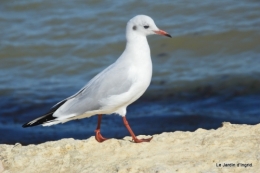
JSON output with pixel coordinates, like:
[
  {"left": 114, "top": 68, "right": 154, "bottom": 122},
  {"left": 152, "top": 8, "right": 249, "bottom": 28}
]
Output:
[{"left": 1, "top": 122, "right": 260, "bottom": 173}]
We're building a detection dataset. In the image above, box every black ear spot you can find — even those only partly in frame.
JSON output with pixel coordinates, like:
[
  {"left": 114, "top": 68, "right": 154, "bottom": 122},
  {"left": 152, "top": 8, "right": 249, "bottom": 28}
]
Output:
[{"left": 133, "top": 25, "right": 137, "bottom": 30}]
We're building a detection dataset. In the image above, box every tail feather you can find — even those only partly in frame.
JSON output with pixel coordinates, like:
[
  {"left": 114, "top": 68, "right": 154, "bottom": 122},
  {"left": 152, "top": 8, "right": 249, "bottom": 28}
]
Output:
[{"left": 22, "top": 100, "right": 67, "bottom": 128}]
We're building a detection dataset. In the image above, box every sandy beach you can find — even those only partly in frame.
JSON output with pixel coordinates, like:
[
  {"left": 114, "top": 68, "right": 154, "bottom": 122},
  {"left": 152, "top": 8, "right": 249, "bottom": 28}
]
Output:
[{"left": 1, "top": 122, "right": 259, "bottom": 173}]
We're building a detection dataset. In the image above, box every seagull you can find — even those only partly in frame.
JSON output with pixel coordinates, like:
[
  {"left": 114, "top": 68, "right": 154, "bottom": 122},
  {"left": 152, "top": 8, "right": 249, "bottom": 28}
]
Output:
[{"left": 23, "top": 15, "right": 171, "bottom": 143}]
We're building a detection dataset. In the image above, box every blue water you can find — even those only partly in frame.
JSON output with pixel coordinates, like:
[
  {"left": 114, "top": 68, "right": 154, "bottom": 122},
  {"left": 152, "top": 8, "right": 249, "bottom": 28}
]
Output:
[{"left": 0, "top": 1, "right": 260, "bottom": 144}]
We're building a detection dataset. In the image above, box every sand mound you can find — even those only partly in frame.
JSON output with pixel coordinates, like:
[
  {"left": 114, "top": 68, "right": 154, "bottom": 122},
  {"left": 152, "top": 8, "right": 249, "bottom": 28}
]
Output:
[{"left": 1, "top": 122, "right": 259, "bottom": 173}]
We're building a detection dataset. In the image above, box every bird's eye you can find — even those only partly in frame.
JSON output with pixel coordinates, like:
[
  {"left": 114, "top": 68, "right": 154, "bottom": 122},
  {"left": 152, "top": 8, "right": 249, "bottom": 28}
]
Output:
[{"left": 144, "top": 25, "right": 149, "bottom": 29}]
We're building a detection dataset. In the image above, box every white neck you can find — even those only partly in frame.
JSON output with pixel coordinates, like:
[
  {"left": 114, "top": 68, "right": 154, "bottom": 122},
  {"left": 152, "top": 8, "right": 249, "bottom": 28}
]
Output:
[{"left": 125, "top": 31, "right": 150, "bottom": 57}]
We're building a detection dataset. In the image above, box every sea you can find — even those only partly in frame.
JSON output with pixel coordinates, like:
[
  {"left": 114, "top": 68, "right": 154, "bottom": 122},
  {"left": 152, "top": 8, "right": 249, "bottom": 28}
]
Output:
[{"left": 0, "top": 0, "right": 260, "bottom": 144}]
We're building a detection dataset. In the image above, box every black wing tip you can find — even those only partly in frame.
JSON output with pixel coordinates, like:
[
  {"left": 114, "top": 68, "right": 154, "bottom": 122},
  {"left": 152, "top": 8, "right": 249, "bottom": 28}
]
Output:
[
  {"left": 22, "top": 121, "right": 42, "bottom": 128},
  {"left": 22, "top": 112, "right": 56, "bottom": 128},
  {"left": 22, "top": 123, "right": 29, "bottom": 128},
  {"left": 22, "top": 122, "right": 37, "bottom": 128},
  {"left": 22, "top": 100, "right": 67, "bottom": 128}
]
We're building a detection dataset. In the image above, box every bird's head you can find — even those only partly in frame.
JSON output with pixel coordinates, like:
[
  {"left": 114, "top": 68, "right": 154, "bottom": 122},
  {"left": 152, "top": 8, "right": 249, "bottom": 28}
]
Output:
[{"left": 126, "top": 15, "right": 171, "bottom": 38}]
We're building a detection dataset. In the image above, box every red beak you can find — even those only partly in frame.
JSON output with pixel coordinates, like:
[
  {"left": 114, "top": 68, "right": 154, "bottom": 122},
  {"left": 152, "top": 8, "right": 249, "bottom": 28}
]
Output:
[{"left": 154, "top": 29, "right": 172, "bottom": 38}]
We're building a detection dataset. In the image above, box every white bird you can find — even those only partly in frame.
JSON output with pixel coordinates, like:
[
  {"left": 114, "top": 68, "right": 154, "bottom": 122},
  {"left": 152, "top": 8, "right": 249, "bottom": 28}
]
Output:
[{"left": 23, "top": 15, "right": 171, "bottom": 143}]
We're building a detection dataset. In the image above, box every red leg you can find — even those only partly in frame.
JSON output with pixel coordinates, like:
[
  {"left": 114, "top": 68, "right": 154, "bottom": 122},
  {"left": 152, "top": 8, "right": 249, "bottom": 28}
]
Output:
[
  {"left": 95, "top": 114, "right": 108, "bottom": 142},
  {"left": 122, "top": 116, "right": 153, "bottom": 143}
]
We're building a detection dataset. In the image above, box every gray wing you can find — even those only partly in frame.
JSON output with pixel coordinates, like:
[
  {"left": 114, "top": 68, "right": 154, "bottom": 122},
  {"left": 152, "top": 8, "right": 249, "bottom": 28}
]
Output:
[{"left": 53, "top": 62, "right": 133, "bottom": 117}]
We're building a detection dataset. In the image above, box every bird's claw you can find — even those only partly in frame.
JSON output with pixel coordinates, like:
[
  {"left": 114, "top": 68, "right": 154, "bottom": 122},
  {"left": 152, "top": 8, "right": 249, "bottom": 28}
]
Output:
[
  {"left": 95, "top": 129, "right": 108, "bottom": 143},
  {"left": 132, "top": 136, "right": 153, "bottom": 143}
]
